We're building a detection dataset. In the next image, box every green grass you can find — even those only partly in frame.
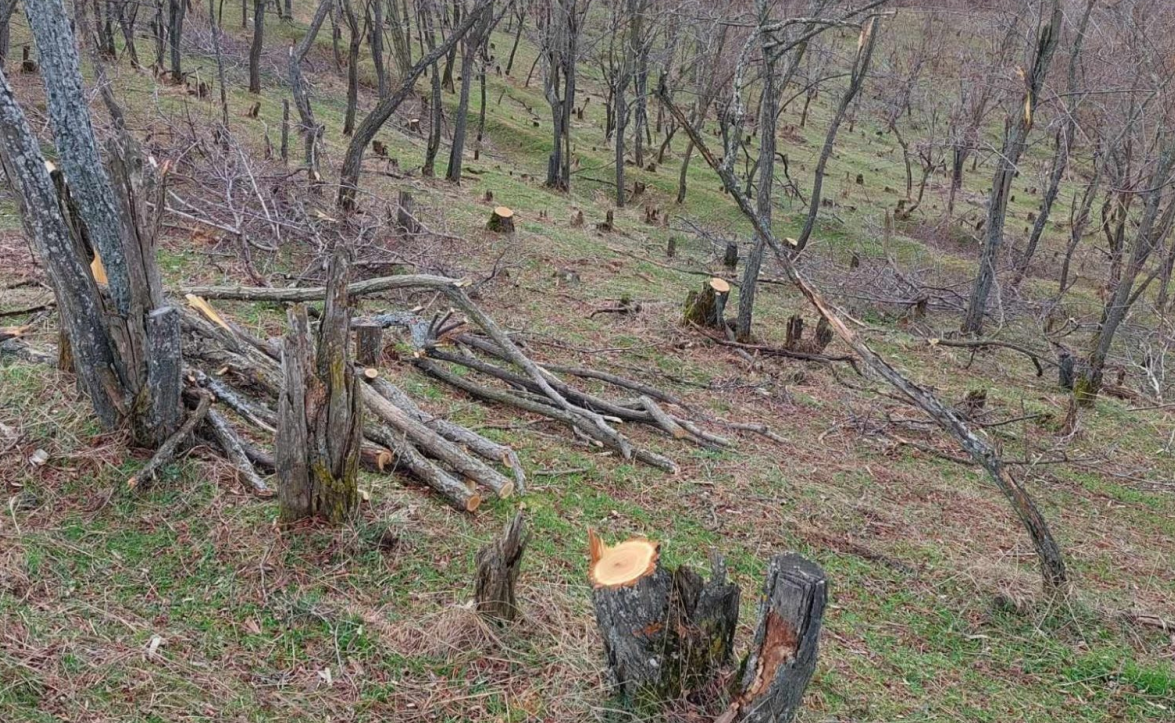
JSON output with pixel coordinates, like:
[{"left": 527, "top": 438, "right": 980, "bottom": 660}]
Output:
[{"left": 2, "top": 4, "right": 1175, "bottom": 722}]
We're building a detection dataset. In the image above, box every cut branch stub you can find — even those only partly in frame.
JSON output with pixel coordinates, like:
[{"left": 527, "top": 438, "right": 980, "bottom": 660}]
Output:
[
  {"left": 475, "top": 512, "right": 527, "bottom": 623},
  {"left": 487, "top": 206, "right": 515, "bottom": 233},
  {"left": 683, "top": 277, "right": 731, "bottom": 329}
]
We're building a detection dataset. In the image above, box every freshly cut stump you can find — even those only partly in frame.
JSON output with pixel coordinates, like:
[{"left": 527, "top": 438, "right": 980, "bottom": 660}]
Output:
[
  {"left": 487, "top": 206, "right": 515, "bottom": 233},
  {"left": 589, "top": 532, "right": 740, "bottom": 707},
  {"left": 683, "top": 277, "right": 731, "bottom": 329},
  {"left": 589, "top": 532, "right": 672, "bottom": 703}
]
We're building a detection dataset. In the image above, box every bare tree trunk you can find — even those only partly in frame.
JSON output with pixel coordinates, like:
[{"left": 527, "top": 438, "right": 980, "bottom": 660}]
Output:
[
  {"left": 1013, "top": 0, "right": 1095, "bottom": 288},
  {"left": 421, "top": 0, "right": 442, "bottom": 176},
  {"left": 288, "top": 0, "right": 334, "bottom": 180},
  {"left": 962, "top": 0, "right": 1063, "bottom": 334},
  {"left": 342, "top": 0, "right": 362, "bottom": 135},
  {"left": 248, "top": 0, "right": 264, "bottom": 93},
  {"left": 794, "top": 18, "right": 879, "bottom": 253},
  {"left": 0, "top": 0, "right": 15, "bottom": 68},
  {"left": 445, "top": 3, "right": 488, "bottom": 182},
  {"left": 167, "top": 0, "right": 184, "bottom": 81},
  {"left": 386, "top": 0, "right": 411, "bottom": 80},
  {"left": 504, "top": 2, "right": 523, "bottom": 75},
  {"left": 1, "top": 0, "right": 181, "bottom": 449},
  {"left": 277, "top": 253, "right": 362, "bottom": 524},
  {"left": 370, "top": 0, "right": 387, "bottom": 97}
]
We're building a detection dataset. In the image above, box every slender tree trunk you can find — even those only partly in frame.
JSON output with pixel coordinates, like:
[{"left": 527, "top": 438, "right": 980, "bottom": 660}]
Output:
[
  {"left": 386, "top": 0, "right": 411, "bottom": 79},
  {"left": 794, "top": 17, "right": 880, "bottom": 253},
  {"left": 0, "top": 0, "right": 15, "bottom": 68},
  {"left": 342, "top": 0, "right": 362, "bottom": 136},
  {"left": 962, "top": 1, "right": 1062, "bottom": 334},
  {"left": 288, "top": 0, "right": 334, "bottom": 181},
  {"left": 1013, "top": 0, "right": 1095, "bottom": 288},
  {"left": 248, "top": 0, "right": 264, "bottom": 93},
  {"left": 505, "top": 4, "right": 523, "bottom": 75},
  {"left": 167, "top": 0, "right": 184, "bottom": 81},
  {"left": 422, "top": 0, "right": 443, "bottom": 176},
  {"left": 446, "top": 29, "right": 476, "bottom": 181},
  {"left": 370, "top": 0, "right": 387, "bottom": 97}
]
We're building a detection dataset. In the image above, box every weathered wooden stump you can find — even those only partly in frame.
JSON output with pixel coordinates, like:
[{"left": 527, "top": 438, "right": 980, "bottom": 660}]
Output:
[
  {"left": 474, "top": 512, "right": 527, "bottom": 623},
  {"left": 724, "top": 554, "right": 828, "bottom": 723},
  {"left": 723, "top": 242, "right": 739, "bottom": 270},
  {"left": 487, "top": 206, "right": 515, "bottom": 233},
  {"left": 683, "top": 277, "right": 731, "bottom": 329},
  {"left": 596, "top": 209, "right": 614, "bottom": 232},
  {"left": 353, "top": 321, "right": 383, "bottom": 367},
  {"left": 394, "top": 190, "right": 421, "bottom": 236},
  {"left": 570, "top": 209, "right": 584, "bottom": 227},
  {"left": 276, "top": 252, "right": 363, "bottom": 524},
  {"left": 667, "top": 236, "right": 677, "bottom": 258},
  {"left": 784, "top": 314, "right": 833, "bottom": 354},
  {"left": 21, "top": 47, "right": 37, "bottom": 73}
]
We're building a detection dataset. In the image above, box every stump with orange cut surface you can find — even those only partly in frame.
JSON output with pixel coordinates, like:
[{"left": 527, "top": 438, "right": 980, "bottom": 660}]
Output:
[
  {"left": 588, "top": 532, "right": 826, "bottom": 721},
  {"left": 487, "top": 206, "right": 515, "bottom": 233},
  {"left": 588, "top": 530, "right": 739, "bottom": 706}
]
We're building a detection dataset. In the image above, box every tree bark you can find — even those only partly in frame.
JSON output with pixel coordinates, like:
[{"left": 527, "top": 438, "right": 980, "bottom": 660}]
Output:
[
  {"left": 277, "top": 253, "right": 363, "bottom": 524},
  {"left": 167, "top": 0, "right": 184, "bottom": 81},
  {"left": 474, "top": 512, "right": 527, "bottom": 623},
  {"left": 248, "top": 0, "right": 263, "bottom": 93},
  {"left": 288, "top": 0, "right": 333, "bottom": 181}
]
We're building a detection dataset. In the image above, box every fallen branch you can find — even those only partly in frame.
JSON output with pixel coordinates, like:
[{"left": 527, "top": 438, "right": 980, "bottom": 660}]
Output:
[{"left": 128, "top": 391, "right": 212, "bottom": 491}]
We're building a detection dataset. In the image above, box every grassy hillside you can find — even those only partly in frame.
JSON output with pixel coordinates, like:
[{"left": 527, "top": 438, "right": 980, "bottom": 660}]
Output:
[{"left": 1, "top": 5, "right": 1173, "bottom": 722}]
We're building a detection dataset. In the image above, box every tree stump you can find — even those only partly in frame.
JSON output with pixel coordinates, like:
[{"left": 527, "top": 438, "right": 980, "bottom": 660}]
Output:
[
  {"left": 483, "top": 190, "right": 494, "bottom": 203},
  {"left": 474, "top": 512, "right": 527, "bottom": 623},
  {"left": 21, "top": 47, "right": 37, "bottom": 73},
  {"left": 723, "top": 554, "right": 827, "bottom": 723},
  {"left": 667, "top": 236, "right": 677, "bottom": 258},
  {"left": 394, "top": 190, "right": 421, "bottom": 235},
  {"left": 353, "top": 320, "right": 383, "bottom": 367},
  {"left": 784, "top": 315, "right": 832, "bottom": 354},
  {"left": 571, "top": 209, "right": 584, "bottom": 227},
  {"left": 588, "top": 532, "right": 741, "bottom": 706},
  {"left": 683, "top": 278, "right": 731, "bottom": 329},
  {"left": 487, "top": 206, "right": 515, "bottom": 233},
  {"left": 276, "top": 252, "right": 363, "bottom": 524},
  {"left": 723, "top": 242, "right": 739, "bottom": 270},
  {"left": 1058, "top": 351, "right": 1076, "bottom": 390},
  {"left": 596, "top": 209, "right": 614, "bottom": 232}
]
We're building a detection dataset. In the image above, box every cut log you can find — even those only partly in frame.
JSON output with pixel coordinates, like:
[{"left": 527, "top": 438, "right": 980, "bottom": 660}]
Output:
[
  {"left": 364, "top": 422, "right": 481, "bottom": 512},
  {"left": 353, "top": 320, "right": 383, "bottom": 366},
  {"left": 683, "top": 277, "right": 731, "bottom": 329},
  {"left": 723, "top": 554, "right": 827, "bottom": 723},
  {"left": 474, "top": 512, "right": 527, "bottom": 623},
  {"left": 487, "top": 206, "right": 515, "bottom": 233},
  {"left": 205, "top": 408, "right": 273, "bottom": 496}
]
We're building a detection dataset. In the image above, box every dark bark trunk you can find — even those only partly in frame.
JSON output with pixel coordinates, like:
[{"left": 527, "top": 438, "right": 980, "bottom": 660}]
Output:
[
  {"left": 370, "top": 0, "right": 387, "bottom": 97},
  {"left": 248, "top": 0, "right": 263, "bottom": 93},
  {"left": 277, "top": 253, "right": 363, "bottom": 524},
  {"left": 167, "top": 0, "right": 184, "bottom": 81},
  {"left": 342, "top": 0, "right": 362, "bottom": 136},
  {"left": 288, "top": 0, "right": 333, "bottom": 181}
]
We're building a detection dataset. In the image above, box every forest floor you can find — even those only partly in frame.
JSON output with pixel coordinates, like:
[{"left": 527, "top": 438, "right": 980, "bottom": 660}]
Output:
[{"left": 2, "top": 5, "right": 1175, "bottom": 722}]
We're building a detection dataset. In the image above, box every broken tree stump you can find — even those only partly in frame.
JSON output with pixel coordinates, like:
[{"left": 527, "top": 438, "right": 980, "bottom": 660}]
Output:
[
  {"left": 683, "top": 277, "right": 731, "bottom": 330},
  {"left": 487, "top": 206, "right": 515, "bottom": 233},
  {"left": 667, "top": 236, "right": 677, "bottom": 258},
  {"left": 353, "top": 320, "right": 383, "bottom": 367},
  {"left": 596, "top": 209, "right": 614, "bottom": 232},
  {"left": 394, "top": 190, "right": 421, "bottom": 236},
  {"left": 571, "top": 209, "right": 584, "bottom": 227},
  {"left": 474, "top": 512, "right": 527, "bottom": 623},
  {"left": 784, "top": 315, "right": 832, "bottom": 355},
  {"left": 723, "top": 554, "right": 827, "bottom": 723},
  {"left": 21, "top": 47, "right": 37, "bottom": 73},
  {"left": 723, "top": 242, "right": 739, "bottom": 270},
  {"left": 276, "top": 252, "right": 363, "bottom": 524}
]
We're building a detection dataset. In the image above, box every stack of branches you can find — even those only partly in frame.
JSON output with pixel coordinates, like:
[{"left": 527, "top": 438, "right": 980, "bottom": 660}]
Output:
[{"left": 175, "top": 273, "right": 757, "bottom": 510}]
